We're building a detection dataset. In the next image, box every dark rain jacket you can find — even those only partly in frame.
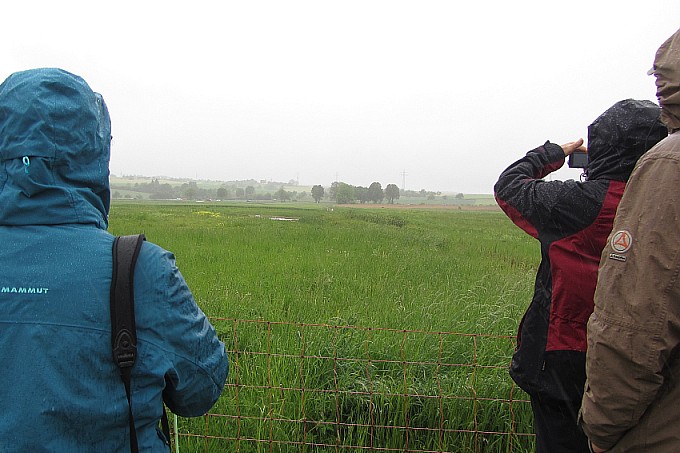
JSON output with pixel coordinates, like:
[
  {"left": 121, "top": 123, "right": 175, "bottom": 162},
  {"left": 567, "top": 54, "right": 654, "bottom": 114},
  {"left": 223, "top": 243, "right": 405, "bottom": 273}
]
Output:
[
  {"left": 494, "top": 99, "right": 667, "bottom": 401},
  {"left": 0, "top": 69, "right": 229, "bottom": 452},
  {"left": 580, "top": 28, "right": 680, "bottom": 452}
]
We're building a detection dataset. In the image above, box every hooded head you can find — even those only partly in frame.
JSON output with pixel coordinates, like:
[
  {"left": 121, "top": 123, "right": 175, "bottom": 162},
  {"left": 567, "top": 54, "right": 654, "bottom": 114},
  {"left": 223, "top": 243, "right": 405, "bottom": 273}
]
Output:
[
  {"left": 0, "top": 68, "right": 111, "bottom": 228},
  {"left": 650, "top": 28, "right": 680, "bottom": 131},
  {"left": 585, "top": 99, "right": 667, "bottom": 181}
]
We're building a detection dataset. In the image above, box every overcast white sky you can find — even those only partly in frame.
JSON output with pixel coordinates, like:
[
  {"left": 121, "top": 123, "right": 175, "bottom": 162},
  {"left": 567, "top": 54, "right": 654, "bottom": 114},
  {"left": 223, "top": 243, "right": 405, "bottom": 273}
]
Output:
[{"left": 1, "top": 1, "right": 678, "bottom": 193}]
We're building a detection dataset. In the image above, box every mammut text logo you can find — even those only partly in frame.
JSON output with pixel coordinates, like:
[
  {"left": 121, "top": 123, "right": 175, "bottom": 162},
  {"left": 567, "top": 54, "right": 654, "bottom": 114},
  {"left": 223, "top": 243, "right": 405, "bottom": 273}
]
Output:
[{"left": 1, "top": 287, "right": 50, "bottom": 294}]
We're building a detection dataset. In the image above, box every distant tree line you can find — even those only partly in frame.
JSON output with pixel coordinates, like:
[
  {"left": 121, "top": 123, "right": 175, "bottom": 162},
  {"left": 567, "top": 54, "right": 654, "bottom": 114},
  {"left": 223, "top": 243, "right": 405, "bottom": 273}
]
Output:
[
  {"left": 314, "top": 182, "right": 401, "bottom": 204},
  {"left": 111, "top": 177, "right": 457, "bottom": 204},
  {"left": 313, "top": 183, "right": 452, "bottom": 204},
  {"left": 111, "top": 178, "right": 310, "bottom": 202}
]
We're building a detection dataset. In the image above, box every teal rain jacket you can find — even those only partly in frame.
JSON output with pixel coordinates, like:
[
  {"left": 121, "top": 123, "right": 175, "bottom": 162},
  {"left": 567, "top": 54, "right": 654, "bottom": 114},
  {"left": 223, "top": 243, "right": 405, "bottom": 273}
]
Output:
[{"left": 0, "top": 69, "right": 229, "bottom": 452}]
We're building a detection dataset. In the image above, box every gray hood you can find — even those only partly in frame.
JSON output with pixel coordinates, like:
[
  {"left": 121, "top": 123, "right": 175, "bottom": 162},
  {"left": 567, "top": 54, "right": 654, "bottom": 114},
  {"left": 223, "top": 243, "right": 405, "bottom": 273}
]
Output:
[{"left": 651, "top": 28, "right": 680, "bottom": 131}]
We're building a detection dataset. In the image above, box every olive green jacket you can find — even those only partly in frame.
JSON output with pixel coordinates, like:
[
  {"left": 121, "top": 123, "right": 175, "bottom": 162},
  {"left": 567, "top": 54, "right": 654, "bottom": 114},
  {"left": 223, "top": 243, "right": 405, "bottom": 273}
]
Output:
[
  {"left": 579, "top": 132, "right": 680, "bottom": 451},
  {"left": 579, "top": 27, "right": 680, "bottom": 452}
]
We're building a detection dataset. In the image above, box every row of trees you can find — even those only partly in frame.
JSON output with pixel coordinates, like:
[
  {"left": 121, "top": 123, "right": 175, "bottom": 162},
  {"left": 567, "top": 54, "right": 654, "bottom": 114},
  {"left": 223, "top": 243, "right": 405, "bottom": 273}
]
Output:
[
  {"left": 111, "top": 177, "right": 457, "bottom": 204},
  {"left": 112, "top": 178, "right": 310, "bottom": 201},
  {"left": 312, "top": 182, "right": 400, "bottom": 204}
]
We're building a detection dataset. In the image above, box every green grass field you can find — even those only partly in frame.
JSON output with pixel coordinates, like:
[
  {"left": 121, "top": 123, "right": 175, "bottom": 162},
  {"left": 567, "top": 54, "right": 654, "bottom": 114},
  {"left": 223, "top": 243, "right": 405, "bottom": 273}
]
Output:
[{"left": 108, "top": 201, "right": 538, "bottom": 452}]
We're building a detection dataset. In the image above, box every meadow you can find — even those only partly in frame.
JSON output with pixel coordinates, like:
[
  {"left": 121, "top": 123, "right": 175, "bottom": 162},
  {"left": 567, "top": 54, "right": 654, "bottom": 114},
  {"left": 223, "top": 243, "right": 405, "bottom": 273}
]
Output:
[{"left": 108, "top": 201, "right": 539, "bottom": 452}]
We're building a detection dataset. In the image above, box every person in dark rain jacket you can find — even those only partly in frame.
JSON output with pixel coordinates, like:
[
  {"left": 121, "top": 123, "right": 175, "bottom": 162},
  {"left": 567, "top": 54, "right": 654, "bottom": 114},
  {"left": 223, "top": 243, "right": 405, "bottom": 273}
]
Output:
[
  {"left": 0, "top": 68, "right": 229, "bottom": 452},
  {"left": 494, "top": 99, "right": 667, "bottom": 453}
]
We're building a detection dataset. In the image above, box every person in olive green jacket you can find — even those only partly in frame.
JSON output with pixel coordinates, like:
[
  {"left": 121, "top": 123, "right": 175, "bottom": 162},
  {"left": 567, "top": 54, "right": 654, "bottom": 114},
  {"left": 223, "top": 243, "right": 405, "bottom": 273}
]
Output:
[{"left": 579, "top": 27, "right": 680, "bottom": 452}]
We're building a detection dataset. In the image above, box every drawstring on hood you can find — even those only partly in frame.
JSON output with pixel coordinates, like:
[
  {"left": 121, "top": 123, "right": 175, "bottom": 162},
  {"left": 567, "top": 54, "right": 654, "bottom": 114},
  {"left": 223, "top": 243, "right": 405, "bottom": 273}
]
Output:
[
  {"left": 585, "top": 99, "right": 667, "bottom": 181},
  {"left": 0, "top": 68, "right": 111, "bottom": 228}
]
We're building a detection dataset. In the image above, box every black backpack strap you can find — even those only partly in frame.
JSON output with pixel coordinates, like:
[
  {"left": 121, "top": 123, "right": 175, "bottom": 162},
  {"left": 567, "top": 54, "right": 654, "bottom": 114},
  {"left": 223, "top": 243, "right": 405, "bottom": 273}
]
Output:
[
  {"left": 111, "top": 234, "right": 146, "bottom": 453},
  {"left": 111, "top": 234, "right": 172, "bottom": 452}
]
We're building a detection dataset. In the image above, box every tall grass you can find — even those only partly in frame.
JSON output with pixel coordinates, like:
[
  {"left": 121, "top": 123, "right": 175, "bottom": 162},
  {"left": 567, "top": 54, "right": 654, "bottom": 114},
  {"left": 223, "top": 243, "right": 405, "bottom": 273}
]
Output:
[{"left": 108, "top": 201, "right": 538, "bottom": 452}]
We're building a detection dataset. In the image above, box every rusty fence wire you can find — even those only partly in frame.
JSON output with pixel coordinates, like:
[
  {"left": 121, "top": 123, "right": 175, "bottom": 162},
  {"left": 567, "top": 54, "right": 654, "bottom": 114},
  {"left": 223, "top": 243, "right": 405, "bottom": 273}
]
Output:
[{"left": 172, "top": 318, "right": 535, "bottom": 452}]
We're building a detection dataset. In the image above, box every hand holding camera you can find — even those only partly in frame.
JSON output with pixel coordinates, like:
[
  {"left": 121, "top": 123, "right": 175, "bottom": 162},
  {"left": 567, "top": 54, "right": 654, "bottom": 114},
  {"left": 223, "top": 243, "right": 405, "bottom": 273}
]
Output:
[{"left": 561, "top": 138, "right": 589, "bottom": 168}]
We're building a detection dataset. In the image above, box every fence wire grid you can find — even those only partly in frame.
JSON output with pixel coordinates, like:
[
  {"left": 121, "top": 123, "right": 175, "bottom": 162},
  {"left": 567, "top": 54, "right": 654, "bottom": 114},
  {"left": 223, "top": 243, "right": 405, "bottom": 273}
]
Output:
[{"left": 171, "top": 318, "right": 535, "bottom": 453}]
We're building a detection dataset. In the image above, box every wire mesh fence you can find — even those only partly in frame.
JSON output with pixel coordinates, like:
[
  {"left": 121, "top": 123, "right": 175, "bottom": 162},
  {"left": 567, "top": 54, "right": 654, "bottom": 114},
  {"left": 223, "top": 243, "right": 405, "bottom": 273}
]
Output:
[{"left": 173, "top": 318, "right": 535, "bottom": 452}]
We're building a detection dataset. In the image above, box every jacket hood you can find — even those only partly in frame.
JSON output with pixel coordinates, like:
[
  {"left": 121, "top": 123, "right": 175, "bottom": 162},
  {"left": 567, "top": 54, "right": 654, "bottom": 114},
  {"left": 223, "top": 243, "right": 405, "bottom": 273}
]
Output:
[
  {"left": 586, "top": 99, "right": 667, "bottom": 181},
  {"left": 652, "top": 28, "right": 680, "bottom": 130},
  {"left": 0, "top": 68, "right": 111, "bottom": 228}
]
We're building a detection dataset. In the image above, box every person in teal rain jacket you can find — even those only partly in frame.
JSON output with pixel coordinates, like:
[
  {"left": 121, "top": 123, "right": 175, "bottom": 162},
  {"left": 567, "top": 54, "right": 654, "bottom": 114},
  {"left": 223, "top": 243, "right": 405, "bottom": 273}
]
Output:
[{"left": 0, "top": 68, "right": 229, "bottom": 452}]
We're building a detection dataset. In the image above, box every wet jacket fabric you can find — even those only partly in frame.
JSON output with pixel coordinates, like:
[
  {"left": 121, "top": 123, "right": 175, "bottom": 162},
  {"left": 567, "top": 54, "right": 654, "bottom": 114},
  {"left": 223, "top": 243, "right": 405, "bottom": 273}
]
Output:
[
  {"left": 494, "top": 99, "right": 667, "bottom": 401},
  {"left": 0, "top": 69, "right": 229, "bottom": 452},
  {"left": 580, "top": 28, "right": 680, "bottom": 452}
]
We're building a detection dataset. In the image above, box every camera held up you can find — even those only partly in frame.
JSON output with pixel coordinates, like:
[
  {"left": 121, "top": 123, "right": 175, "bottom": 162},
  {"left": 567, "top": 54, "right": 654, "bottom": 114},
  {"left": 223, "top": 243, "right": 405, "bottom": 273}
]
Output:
[{"left": 568, "top": 151, "right": 589, "bottom": 168}]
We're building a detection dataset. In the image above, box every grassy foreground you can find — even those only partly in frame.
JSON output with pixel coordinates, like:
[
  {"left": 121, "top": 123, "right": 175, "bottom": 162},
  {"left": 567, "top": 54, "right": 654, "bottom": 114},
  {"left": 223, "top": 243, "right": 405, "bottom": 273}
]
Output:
[{"left": 108, "top": 201, "right": 538, "bottom": 452}]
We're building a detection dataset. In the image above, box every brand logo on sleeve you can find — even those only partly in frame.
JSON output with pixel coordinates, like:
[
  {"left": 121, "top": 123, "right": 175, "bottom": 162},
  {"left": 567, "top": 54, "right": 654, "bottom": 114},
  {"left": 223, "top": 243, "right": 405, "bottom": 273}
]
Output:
[
  {"left": 611, "top": 230, "right": 632, "bottom": 253},
  {"left": 609, "top": 230, "right": 632, "bottom": 262},
  {"left": 1, "top": 286, "right": 50, "bottom": 294}
]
